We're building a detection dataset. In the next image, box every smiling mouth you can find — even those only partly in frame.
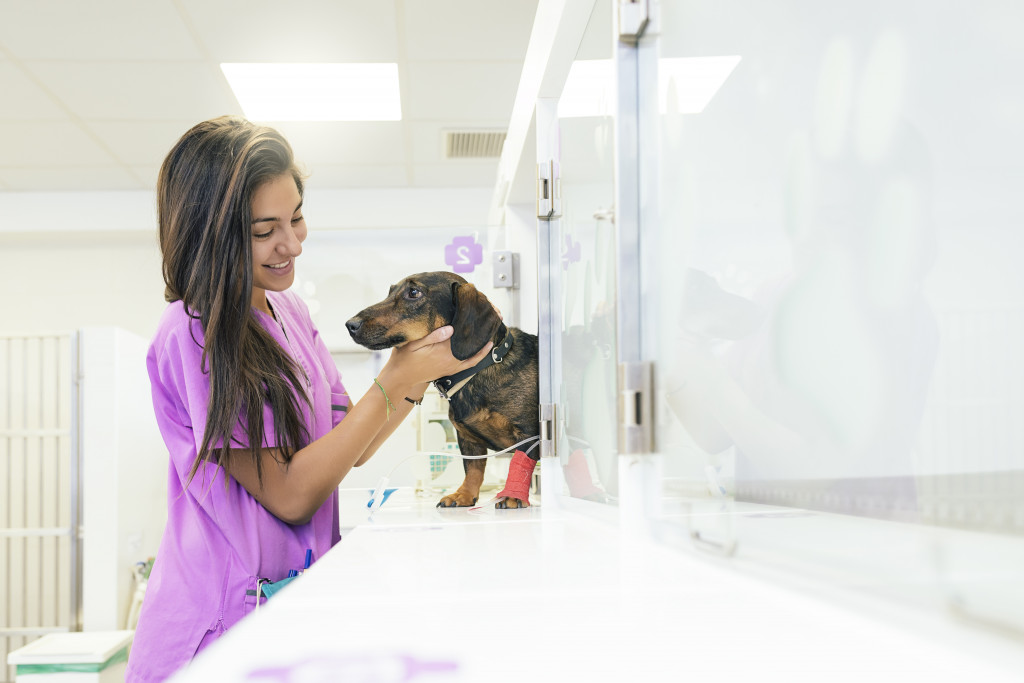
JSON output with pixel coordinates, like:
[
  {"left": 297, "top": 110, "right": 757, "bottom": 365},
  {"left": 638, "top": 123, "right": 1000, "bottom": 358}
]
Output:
[{"left": 266, "top": 260, "right": 291, "bottom": 269}]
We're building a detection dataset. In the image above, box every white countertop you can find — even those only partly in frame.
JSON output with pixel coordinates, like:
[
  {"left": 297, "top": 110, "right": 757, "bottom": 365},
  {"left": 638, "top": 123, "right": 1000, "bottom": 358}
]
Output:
[{"left": 169, "top": 487, "right": 1024, "bottom": 683}]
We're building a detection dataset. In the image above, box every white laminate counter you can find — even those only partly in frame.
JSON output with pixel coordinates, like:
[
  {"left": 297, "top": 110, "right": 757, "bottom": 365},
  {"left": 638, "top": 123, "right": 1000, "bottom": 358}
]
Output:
[{"left": 169, "top": 488, "right": 1024, "bottom": 682}]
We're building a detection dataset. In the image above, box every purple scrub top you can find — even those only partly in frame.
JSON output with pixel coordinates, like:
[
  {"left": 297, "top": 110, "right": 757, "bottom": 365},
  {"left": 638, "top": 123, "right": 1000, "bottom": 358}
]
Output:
[{"left": 126, "top": 290, "right": 349, "bottom": 682}]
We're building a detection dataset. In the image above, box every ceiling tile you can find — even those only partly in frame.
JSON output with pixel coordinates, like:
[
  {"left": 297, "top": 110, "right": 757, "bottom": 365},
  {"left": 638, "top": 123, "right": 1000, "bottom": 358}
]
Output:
[
  {"left": 0, "top": 165, "right": 144, "bottom": 191},
  {"left": 412, "top": 163, "right": 497, "bottom": 188},
  {"left": 408, "top": 122, "right": 448, "bottom": 164},
  {"left": 85, "top": 120, "right": 204, "bottom": 166},
  {"left": 130, "top": 165, "right": 160, "bottom": 191},
  {"left": 0, "top": 62, "right": 69, "bottom": 121},
  {"left": 26, "top": 62, "right": 240, "bottom": 120},
  {"left": 0, "top": 0, "right": 201, "bottom": 61},
  {"left": 302, "top": 165, "right": 409, "bottom": 190},
  {"left": 403, "top": 0, "right": 538, "bottom": 61},
  {"left": 0, "top": 121, "right": 121, "bottom": 166},
  {"left": 405, "top": 62, "right": 521, "bottom": 121},
  {"left": 0, "top": 0, "right": 537, "bottom": 194},
  {"left": 272, "top": 121, "right": 407, "bottom": 166},
  {"left": 576, "top": 0, "right": 614, "bottom": 61},
  {"left": 178, "top": 0, "right": 399, "bottom": 63}
]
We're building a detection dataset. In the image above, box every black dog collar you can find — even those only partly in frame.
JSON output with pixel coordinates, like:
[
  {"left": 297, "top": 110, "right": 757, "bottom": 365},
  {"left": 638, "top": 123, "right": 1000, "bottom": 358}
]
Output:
[{"left": 433, "top": 330, "right": 514, "bottom": 400}]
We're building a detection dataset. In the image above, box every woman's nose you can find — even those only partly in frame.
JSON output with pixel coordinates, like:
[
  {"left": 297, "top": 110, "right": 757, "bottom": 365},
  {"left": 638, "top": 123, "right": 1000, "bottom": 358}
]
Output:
[{"left": 279, "top": 227, "right": 303, "bottom": 256}]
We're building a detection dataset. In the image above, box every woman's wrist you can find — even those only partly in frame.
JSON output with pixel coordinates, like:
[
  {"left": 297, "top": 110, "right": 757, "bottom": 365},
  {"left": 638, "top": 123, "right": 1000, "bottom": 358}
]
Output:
[
  {"left": 372, "top": 377, "right": 398, "bottom": 418},
  {"left": 374, "top": 366, "right": 417, "bottom": 402},
  {"left": 403, "top": 381, "right": 429, "bottom": 405}
]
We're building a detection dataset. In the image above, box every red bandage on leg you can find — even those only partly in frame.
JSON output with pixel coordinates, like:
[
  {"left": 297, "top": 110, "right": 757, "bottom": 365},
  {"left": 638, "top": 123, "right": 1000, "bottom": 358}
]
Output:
[
  {"left": 564, "top": 449, "right": 603, "bottom": 498},
  {"left": 496, "top": 449, "right": 536, "bottom": 506}
]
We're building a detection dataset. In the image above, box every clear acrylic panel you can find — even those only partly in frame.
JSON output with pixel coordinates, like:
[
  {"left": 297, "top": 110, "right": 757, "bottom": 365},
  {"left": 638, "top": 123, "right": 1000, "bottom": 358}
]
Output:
[
  {"left": 651, "top": 0, "right": 1024, "bottom": 629},
  {"left": 555, "top": 0, "right": 619, "bottom": 503}
]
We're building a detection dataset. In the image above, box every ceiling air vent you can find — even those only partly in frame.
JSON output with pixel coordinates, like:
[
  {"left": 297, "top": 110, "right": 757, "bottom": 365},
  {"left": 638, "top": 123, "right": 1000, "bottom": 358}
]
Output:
[{"left": 444, "top": 130, "right": 506, "bottom": 159}]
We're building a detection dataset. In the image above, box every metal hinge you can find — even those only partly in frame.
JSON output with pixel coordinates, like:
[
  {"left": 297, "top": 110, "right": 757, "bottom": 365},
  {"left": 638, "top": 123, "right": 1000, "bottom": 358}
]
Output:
[
  {"left": 618, "top": 361, "right": 654, "bottom": 454},
  {"left": 618, "top": 0, "right": 650, "bottom": 44},
  {"left": 538, "top": 403, "right": 556, "bottom": 458},
  {"left": 536, "top": 161, "right": 561, "bottom": 219},
  {"left": 492, "top": 251, "right": 520, "bottom": 289}
]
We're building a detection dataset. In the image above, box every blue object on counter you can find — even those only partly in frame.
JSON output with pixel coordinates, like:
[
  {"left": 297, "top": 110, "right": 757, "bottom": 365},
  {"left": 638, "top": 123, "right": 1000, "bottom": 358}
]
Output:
[{"left": 366, "top": 488, "right": 398, "bottom": 508}]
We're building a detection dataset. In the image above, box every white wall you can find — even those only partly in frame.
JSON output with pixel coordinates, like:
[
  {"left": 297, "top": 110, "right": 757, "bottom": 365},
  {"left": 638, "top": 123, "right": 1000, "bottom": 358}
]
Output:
[
  {"left": 80, "top": 326, "right": 166, "bottom": 631},
  {"left": 1, "top": 232, "right": 166, "bottom": 340},
  {"left": 0, "top": 187, "right": 500, "bottom": 340},
  {"left": 495, "top": 202, "right": 541, "bottom": 336},
  {"left": 0, "top": 185, "right": 533, "bottom": 511}
]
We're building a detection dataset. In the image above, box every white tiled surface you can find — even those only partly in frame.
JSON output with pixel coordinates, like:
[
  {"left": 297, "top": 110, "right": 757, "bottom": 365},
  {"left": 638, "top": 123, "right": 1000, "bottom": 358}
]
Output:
[{"left": 170, "top": 489, "right": 1024, "bottom": 682}]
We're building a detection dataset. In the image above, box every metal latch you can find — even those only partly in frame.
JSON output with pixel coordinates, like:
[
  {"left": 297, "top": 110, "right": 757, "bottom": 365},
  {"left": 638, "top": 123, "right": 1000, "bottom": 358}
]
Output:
[
  {"left": 536, "top": 161, "right": 561, "bottom": 219},
  {"left": 539, "top": 403, "right": 556, "bottom": 458},
  {"left": 618, "top": 0, "right": 649, "bottom": 44},
  {"left": 618, "top": 361, "right": 653, "bottom": 454}
]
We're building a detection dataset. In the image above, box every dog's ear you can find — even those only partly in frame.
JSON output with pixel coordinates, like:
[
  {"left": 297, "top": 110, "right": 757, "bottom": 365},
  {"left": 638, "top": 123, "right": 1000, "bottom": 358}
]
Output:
[{"left": 450, "top": 282, "right": 503, "bottom": 361}]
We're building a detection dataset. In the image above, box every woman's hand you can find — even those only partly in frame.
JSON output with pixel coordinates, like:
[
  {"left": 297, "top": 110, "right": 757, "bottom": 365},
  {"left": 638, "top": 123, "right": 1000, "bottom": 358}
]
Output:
[{"left": 378, "top": 326, "right": 492, "bottom": 391}]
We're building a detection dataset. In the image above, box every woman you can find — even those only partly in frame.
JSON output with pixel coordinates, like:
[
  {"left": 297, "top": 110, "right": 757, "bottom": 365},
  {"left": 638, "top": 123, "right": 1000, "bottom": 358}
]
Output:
[{"left": 126, "top": 116, "right": 491, "bottom": 682}]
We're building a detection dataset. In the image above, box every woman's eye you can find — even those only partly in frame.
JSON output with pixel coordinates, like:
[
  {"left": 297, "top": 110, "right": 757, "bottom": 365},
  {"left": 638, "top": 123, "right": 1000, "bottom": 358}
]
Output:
[
  {"left": 291, "top": 215, "right": 304, "bottom": 224},
  {"left": 405, "top": 288, "right": 423, "bottom": 300},
  {"left": 254, "top": 229, "right": 273, "bottom": 240}
]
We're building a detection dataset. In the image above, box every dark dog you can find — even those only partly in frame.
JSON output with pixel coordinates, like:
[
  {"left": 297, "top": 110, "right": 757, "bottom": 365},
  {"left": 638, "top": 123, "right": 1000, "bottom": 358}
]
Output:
[{"left": 345, "top": 271, "right": 539, "bottom": 508}]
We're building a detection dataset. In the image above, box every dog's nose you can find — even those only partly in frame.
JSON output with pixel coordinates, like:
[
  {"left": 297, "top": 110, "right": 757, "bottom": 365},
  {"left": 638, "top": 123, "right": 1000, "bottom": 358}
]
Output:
[{"left": 345, "top": 318, "right": 362, "bottom": 334}]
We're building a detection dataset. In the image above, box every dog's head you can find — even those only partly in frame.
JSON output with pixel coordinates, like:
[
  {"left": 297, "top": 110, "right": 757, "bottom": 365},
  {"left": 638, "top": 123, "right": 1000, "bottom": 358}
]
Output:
[{"left": 346, "top": 271, "right": 504, "bottom": 360}]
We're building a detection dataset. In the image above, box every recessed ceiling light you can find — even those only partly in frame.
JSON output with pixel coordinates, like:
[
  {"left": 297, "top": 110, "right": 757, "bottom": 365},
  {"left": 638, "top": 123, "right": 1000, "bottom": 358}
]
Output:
[
  {"left": 557, "top": 56, "right": 742, "bottom": 118},
  {"left": 221, "top": 63, "right": 402, "bottom": 122}
]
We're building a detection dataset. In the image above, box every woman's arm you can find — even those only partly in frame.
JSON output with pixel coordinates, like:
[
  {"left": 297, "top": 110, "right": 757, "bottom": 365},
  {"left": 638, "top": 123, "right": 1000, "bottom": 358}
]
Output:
[
  {"left": 224, "top": 328, "right": 490, "bottom": 524},
  {"left": 354, "top": 381, "right": 429, "bottom": 467}
]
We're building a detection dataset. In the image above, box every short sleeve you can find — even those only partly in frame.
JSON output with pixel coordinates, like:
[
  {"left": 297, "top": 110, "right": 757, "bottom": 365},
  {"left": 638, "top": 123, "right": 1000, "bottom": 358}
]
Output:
[{"left": 148, "top": 317, "right": 277, "bottom": 469}]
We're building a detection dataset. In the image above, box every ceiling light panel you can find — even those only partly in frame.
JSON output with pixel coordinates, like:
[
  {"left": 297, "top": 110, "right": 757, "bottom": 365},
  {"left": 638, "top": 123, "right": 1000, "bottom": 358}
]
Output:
[{"left": 221, "top": 63, "right": 402, "bottom": 122}]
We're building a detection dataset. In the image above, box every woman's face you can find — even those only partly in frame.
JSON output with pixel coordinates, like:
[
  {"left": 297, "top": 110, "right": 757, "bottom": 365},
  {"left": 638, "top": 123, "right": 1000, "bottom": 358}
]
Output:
[{"left": 249, "top": 173, "right": 306, "bottom": 313}]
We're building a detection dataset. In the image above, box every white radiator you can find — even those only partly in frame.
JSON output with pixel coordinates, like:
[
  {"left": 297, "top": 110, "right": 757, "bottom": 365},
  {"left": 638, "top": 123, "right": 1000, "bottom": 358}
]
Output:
[{"left": 0, "top": 333, "right": 80, "bottom": 683}]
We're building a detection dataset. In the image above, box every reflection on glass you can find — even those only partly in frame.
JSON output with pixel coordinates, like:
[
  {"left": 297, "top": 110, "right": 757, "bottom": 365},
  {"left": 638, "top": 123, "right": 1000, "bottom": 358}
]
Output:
[
  {"left": 651, "top": 0, "right": 1024, "bottom": 633},
  {"left": 555, "top": 0, "right": 618, "bottom": 503},
  {"left": 559, "top": 204, "right": 618, "bottom": 500},
  {"left": 657, "top": 0, "right": 1023, "bottom": 527}
]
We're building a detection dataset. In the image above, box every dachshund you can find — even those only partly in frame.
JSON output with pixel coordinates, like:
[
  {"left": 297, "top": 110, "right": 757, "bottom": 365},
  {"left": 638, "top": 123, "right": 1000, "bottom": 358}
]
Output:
[{"left": 345, "top": 271, "right": 539, "bottom": 509}]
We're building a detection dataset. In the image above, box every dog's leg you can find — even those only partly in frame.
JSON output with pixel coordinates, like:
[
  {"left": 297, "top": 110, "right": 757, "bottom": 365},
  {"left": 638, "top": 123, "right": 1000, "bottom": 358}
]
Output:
[
  {"left": 495, "top": 450, "right": 534, "bottom": 509},
  {"left": 436, "top": 434, "right": 487, "bottom": 507}
]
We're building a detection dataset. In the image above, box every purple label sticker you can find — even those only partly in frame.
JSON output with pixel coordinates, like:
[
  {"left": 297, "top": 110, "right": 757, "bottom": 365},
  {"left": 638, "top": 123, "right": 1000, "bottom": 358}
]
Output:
[{"left": 444, "top": 235, "right": 483, "bottom": 273}]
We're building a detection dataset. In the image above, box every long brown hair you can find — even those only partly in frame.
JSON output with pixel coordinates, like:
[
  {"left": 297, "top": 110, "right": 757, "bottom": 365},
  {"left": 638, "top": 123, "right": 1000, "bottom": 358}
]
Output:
[{"left": 158, "top": 115, "right": 311, "bottom": 488}]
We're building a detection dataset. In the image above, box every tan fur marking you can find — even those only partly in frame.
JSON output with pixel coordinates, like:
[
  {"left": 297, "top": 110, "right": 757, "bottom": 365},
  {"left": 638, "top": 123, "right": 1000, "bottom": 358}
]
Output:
[
  {"left": 456, "top": 410, "right": 519, "bottom": 450},
  {"left": 437, "top": 462, "right": 484, "bottom": 507},
  {"left": 384, "top": 319, "right": 433, "bottom": 344}
]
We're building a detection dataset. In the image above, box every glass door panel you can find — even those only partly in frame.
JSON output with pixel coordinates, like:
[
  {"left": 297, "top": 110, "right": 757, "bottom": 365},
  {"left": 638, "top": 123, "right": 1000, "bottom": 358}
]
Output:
[
  {"left": 555, "top": 0, "right": 619, "bottom": 503},
  {"left": 650, "top": 0, "right": 1024, "bottom": 628}
]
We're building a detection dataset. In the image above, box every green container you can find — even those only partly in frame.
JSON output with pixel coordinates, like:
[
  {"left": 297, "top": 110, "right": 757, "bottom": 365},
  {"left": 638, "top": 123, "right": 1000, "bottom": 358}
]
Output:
[{"left": 7, "top": 631, "right": 134, "bottom": 683}]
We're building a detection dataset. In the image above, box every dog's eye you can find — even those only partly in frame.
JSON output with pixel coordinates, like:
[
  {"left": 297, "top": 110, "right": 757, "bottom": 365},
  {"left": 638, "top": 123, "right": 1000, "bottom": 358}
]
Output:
[{"left": 405, "top": 287, "right": 423, "bottom": 300}]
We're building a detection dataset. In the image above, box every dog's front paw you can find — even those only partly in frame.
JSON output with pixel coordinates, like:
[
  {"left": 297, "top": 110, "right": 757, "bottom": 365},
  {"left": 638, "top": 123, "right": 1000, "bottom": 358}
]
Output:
[
  {"left": 436, "top": 491, "right": 478, "bottom": 507},
  {"left": 495, "top": 497, "right": 528, "bottom": 509}
]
